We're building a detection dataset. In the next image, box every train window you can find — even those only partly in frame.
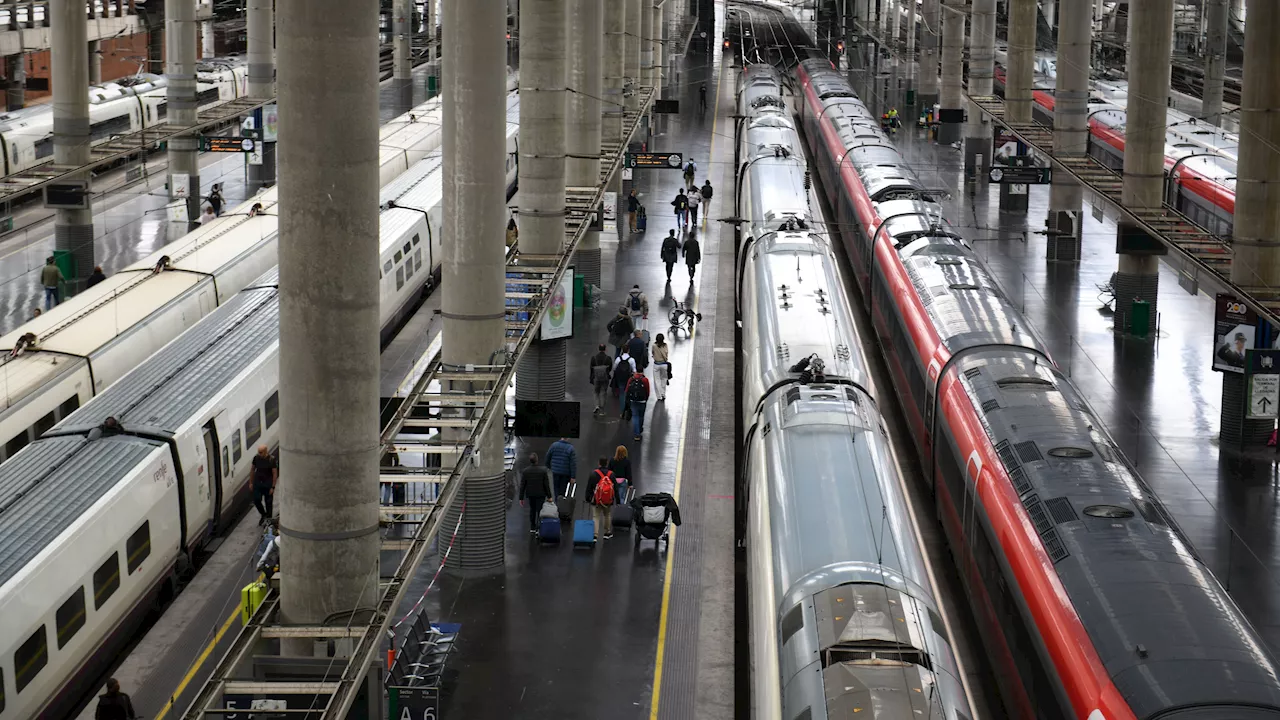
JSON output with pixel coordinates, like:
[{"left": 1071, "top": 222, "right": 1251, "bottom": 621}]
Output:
[
  {"left": 265, "top": 391, "right": 279, "bottom": 428},
  {"left": 927, "top": 607, "right": 949, "bottom": 643},
  {"left": 146, "top": 105, "right": 152, "bottom": 122},
  {"left": 55, "top": 587, "right": 86, "bottom": 649},
  {"left": 405, "top": 255, "right": 415, "bottom": 279},
  {"left": 383, "top": 259, "right": 393, "bottom": 274},
  {"left": 411, "top": 233, "right": 421, "bottom": 246},
  {"left": 92, "top": 553, "right": 120, "bottom": 609},
  {"left": 197, "top": 87, "right": 220, "bottom": 105},
  {"left": 779, "top": 603, "right": 804, "bottom": 645},
  {"left": 222, "top": 446, "right": 230, "bottom": 475},
  {"left": 245, "top": 410, "right": 262, "bottom": 447},
  {"left": 414, "top": 250, "right": 423, "bottom": 271},
  {"left": 396, "top": 266, "right": 405, "bottom": 291},
  {"left": 13, "top": 626, "right": 47, "bottom": 693},
  {"left": 0, "top": 666, "right": 5, "bottom": 711},
  {"left": 34, "top": 410, "right": 56, "bottom": 437},
  {"left": 394, "top": 250, "right": 403, "bottom": 264},
  {"left": 126, "top": 521, "right": 150, "bottom": 574},
  {"left": 402, "top": 242, "right": 411, "bottom": 255},
  {"left": 5, "top": 431, "right": 30, "bottom": 458},
  {"left": 35, "top": 138, "right": 53, "bottom": 159},
  {"left": 232, "top": 430, "right": 242, "bottom": 463},
  {"left": 59, "top": 395, "right": 80, "bottom": 418}
]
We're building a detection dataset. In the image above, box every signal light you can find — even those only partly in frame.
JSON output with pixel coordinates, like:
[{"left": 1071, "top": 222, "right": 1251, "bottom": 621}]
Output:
[
  {"left": 837, "top": 40, "right": 845, "bottom": 53},
  {"left": 724, "top": 39, "right": 731, "bottom": 49}
]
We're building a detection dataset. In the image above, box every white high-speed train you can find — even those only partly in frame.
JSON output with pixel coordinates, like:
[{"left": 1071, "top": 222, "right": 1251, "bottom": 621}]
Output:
[
  {"left": 0, "top": 116, "right": 527, "bottom": 715},
  {"left": 0, "top": 86, "right": 520, "bottom": 469},
  {"left": 736, "top": 64, "right": 972, "bottom": 720},
  {"left": 0, "top": 61, "right": 247, "bottom": 175}
]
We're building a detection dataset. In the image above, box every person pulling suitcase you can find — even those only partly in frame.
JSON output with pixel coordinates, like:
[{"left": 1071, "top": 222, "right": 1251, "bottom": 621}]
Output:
[{"left": 519, "top": 453, "right": 554, "bottom": 535}]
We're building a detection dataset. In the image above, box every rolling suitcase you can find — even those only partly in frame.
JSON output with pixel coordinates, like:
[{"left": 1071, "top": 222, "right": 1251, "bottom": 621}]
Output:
[
  {"left": 573, "top": 518, "right": 596, "bottom": 547},
  {"left": 539, "top": 516, "right": 561, "bottom": 544},
  {"left": 612, "top": 503, "right": 635, "bottom": 529},
  {"left": 636, "top": 205, "right": 647, "bottom": 232},
  {"left": 557, "top": 481, "right": 576, "bottom": 522}
]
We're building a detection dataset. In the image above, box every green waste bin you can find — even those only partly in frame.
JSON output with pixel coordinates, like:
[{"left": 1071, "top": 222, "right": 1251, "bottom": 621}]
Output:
[
  {"left": 53, "top": 249, "right": 76, "bottom": 282},
  {"left": 1129, "top": 299, "right": 1151, "bottom": 338},
  {"left": 906, "top": 88, "right": 916, "bottom": 106},
  {"left": 427, "top": 74, "right": 438, "bottom": 98},
  {"left": 573, "top": 273, "right": 585, "bottom": 308}
]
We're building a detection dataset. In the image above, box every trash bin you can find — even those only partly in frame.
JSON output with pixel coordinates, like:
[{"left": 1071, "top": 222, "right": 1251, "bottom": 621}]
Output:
[
  {"left": 906, "top": 88, "right": 916, "bottom": 106},
  {"left": 1129, "top": 299, "right": 1151, "bottom": 337},
  {"left": 573, "top": 273, "right": 585, "bottom": 308},
  {"left": 52, "top": 249, "right": 76, "bottom": 284}
]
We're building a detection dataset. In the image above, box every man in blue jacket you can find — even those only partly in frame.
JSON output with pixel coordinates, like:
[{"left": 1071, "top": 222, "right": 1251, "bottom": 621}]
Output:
[{"left": 545, "top": 437, "right": 577, "bottom": 498}]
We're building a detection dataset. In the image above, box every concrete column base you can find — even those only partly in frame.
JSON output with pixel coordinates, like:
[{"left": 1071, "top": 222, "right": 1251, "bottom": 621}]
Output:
[
  {"left": 1112, "top": 270, "right": 1158, "bottom": 334},
  {"left": 1220, "top": 371, "right": 1275, "bottom": 447},
  {"left": 54, "top": 216, "right": 94, "bottom": 295},
  {"left": 1046, "top": 209, "right": 1080, "bottom": 262},
  {"left": 441, "top": 465, "right": 507, "bottom": 576},
  {"left": 6, "top": 55, "right": 23, "bottom": 111},
  {"left": 998, "top": 182, "right": 1030, "bottom": 212},
  {"left": 515, "top": 338, "right": 568, "bottom": 401},
  {"left": 574, "top": 242, "right": 602, "bottom": 287},
  {"left": 937, "top": 119, "right": 961, "bottom": 144},
  {"left": 963, "top": 136, "right": 988, "bottom": 181}
]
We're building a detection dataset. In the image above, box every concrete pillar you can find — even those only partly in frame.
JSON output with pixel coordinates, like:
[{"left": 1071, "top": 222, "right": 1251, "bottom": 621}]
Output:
[
  {"left": 424, "top": 0, "right": 436, "bottom": 59},
  {"left": 1044, "top": 0, "right": 1056, "bottom": 28},
  {"left": 1006, "top": 0, "right": 1036, "bottom": 123},
  {"left": 878, "top": 0, "right": 889, "bottom": 39},
  {"left": 604, "top": 0, "right": 626, "bottom": 144},
  {"left": 891, "top": 0, "right": 902, "bottom": 44},
  {"left": 51, "top": 0, "right": 93, "bottom": 293},
  {"left": 201, "top": 19, "right": 215, "bottom": 58},
  {"left": 1202, "top": 0, "right": 1227, "bottom": 126},
  {"left": 516, "top": 0, "right": 568, "bottom": 402},
  {"left": 394, "top": 0, "right": 412, "bottom": 82},
  {"left": 166, "top": 0, "right": 200, "bottom": 225},
  {"left": 88, "top": 40, "right": 101, "bottom": 85},
  {"left": 918, "top": 0, "right": 939, "bottom": 108},
  {"left": 964, "top": 0, "right": 994, "bottom": 179},
  {"left": 938, "top": 2, "right": 964, "bottom": 143},
  {"left": 639, "top": 0, "right": 652, "bottom": 94},
  {"left": 277, "top": 0, "right": 381, "bottom": 638},
  {"left": 6, "top": 54, "right": 24, "bottom": 111},
  {"left": 648, "top": 1, "right": 661, "bottom": 92},
  {"left": 247, "top": 0, "right": 275, "bottom": 194},
  {"left": 1047, "top": 0, "right": 1090, "bottom": 261},
  {"left": 906, "top": 0, "right": 917, "bottom": 96},
  {"left": 625, "top": 0, "right": 641, "bottom": 112},
  {"left": 441, "top": 0, "right": 508, "bottom": 573},
  {"left": 569, "top": 0, "right": 603, "bottom": 286},
  {"left": 1113, "top": 0, "right": 1173, "bottom": 333}
]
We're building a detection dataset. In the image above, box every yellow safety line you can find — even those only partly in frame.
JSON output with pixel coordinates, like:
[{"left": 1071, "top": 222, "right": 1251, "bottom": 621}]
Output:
[
  {"left": 648, "top": 54, "right": 725, "bottom": 720},
  {"left": 153, "top": 575, "right": 259, "bottom": 720}
]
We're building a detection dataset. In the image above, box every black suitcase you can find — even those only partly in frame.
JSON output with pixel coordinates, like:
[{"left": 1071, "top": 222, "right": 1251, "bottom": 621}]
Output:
[
  {"left": 612, "top": 503, "right": 634, "bottom": 529},
  {"left": 557, "top": 482, "right": 576, "bottom": 522}
]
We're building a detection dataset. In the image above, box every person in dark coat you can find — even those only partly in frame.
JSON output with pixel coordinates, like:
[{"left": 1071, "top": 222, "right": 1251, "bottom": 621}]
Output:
[
  {"left": 660, "top": 230, "right": 680, "bottom": 281},
  {"left": 208, "top": 184, "right": 224, "bottom": 216},
  {"left": 519, "top": 452, "right": 554, "bottom": 534},
  {"left": 95, "top": 678, "right": 138, "bottom": 720},
  {"left": 544, "top": 437, "right": 577, "bottom": 498},
  {"left": 671, "top": 189, "right": 689, "bottom": 229},
  {"left": 607, "top": 306, "right": 635, "bottom": 350},
  {"left": 589, "top": 343, "right": 614, "bottom": 414},
  {"left": 607, "top": 444, "right": 632, "bottom": 490},
  {"left": 682, "top": 234, "right": 702, "bottom": 281},
  {"left": 86, "top": 265, "right": 107, "bottom": 289},
  {"left": 626, "top": 329, "right": 649, "bottom": 371}
]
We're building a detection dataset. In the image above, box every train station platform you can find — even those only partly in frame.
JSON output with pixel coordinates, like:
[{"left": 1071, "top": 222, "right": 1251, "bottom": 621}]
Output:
[
  {"left": 893, "top": 125, "right": 1280, "bottom": 654},
  {"left": 397, "top": 23, "right": 734, "bottom": 720},
  {"left": 0, "top": 62, "right": 441, "bottom": 337}
]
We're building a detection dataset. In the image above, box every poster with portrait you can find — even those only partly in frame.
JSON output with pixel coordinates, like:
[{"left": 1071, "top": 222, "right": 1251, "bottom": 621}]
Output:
[
  {"left": 540, "top": 266, "right": 575, "bottom": 341},
  {"left": 1213, "top": 293, "right": 1257, "bottom": 374}
]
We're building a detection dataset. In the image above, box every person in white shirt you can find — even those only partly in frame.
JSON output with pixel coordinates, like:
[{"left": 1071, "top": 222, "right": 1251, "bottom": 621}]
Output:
[{"left": 201, "top": 206, "right": 216, "bottom": 225}]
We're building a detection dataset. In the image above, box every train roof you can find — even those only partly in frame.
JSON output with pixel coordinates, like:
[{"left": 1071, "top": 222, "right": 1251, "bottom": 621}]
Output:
[
  {"left": 0, "top": 433, "right": 166, "bottom": 590},
  {"left": 53, "top": 280, "right": 279, "bottom": 437},
  {"left": 958, "top": 354, "right": 1280, "bottom": 716}
]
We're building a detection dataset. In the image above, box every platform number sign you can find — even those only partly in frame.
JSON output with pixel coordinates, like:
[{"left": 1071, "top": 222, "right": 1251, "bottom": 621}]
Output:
[{"left": 390, "top": 686, "right": 440, "bottom": 720}]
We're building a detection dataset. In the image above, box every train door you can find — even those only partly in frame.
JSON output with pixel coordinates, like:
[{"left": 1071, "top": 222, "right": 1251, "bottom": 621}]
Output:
[
  {"left": 202, "top": 419, "right": 224, "bottom": 532},
  {"left": 963, "top": 451, "right": 982, "bottom": 542},
  {"left": 198, "top": 288, "right": 213, "bottom": 316}
]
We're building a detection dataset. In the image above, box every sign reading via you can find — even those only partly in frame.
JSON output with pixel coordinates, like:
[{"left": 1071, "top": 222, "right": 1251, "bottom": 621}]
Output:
[
  {"left": 988, "top": 166, "right": 1052, "bottom": 184},
  {"left": 625, "top": 152, "right": 684, "bottom": 170}
]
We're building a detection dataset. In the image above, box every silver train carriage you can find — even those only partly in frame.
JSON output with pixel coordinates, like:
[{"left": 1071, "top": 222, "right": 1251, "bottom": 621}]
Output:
[{"left": 736, "top": 63, "right": 972, "bottom": 720}]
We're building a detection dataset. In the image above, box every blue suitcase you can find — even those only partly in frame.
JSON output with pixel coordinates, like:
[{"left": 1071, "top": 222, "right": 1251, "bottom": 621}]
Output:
[
  {"left": 636, "top": 206, "right": 647, "bottom": 232},
  {"left": 539, "top": 516, "right": 561, "bottom": 544},
  {"left": 572, "top": 518, "right": 596, "bottom": 547}
]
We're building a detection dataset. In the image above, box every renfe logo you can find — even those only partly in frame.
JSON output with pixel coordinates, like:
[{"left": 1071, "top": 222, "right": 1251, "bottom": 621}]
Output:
[{"left": 154, "top": 463, "right": 174, "bottom": 488}]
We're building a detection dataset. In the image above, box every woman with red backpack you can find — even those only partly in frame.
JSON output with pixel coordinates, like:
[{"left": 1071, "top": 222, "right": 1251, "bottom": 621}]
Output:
[{"left": 589, "top": 457, "right": 616, "bottom": 540}]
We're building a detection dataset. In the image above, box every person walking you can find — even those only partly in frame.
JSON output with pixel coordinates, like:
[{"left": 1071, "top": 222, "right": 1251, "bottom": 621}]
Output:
[
  {"left": 612, "top": 349, "right": 637, "bottom": 400},
  {"left": 652, "top": 333, "right": 671, "bottom": 400},
  {"left": 625, "top": 284, "right": 649, "bottom": 327},
  {"left": 251, "top": 444, "right": 278, "bottom": 525},
  {"left": 624, "top": 370, "right": 651, "bottom": 440},
  {"left": 627, "top": 189, "right": 640, "bottom": 232},
  {"left": 626, "top": 328, "right": 649, "bottom": 371},
  {"left": 699, "top": 83, "right": 708, "bottom": 113},
  {"left": 607, "top": 305, "right": 635, "bottom": 350},
  {"left": 590, "top": 458, "right": 616, "bottom": 540},
  {"left": 682, "top": 233, "right": 702, "bottom": 281},
  {"left": 683, "top": 158, "right": 697, "bottom": 188},
  {"left": 607, "top": 445, "right": 632, "bottom": 497},
  {"left": 95, "top": 678, "right": 138, "bottom": 720},
  {"left": 700, "top": 180, "right": 713, "bottom": 213},
  {"left": 687, "top": 188, "right": 701, "bottom": 227},
  {"left": 589, "top": 343, "right": 614, "bottom": 414},
  {"left": 506, "top": 217, "right": 519, "bottom": 250},
  {"left": 544, "top": 436, "right": 577, "bottom": 498},
  {"left": 41, "top": 256, "right": 63, "bottom": 310},
  {"left": 201, "top": 205, "right": 217, "bottom": 225},
  {"left": 519, "top": 452, "right": 554, "bottom": 534},
  {"left": 208, "top": 183, "right": 224, "bottom": 216},
  {"left": 671, "top": 189, "right": 688, "bottom": 229},
  {"left": 86, "top": 265, "right": 107, "bottom": 289},
  {"left": 661, "top": 230, "right": 680, "bottom": 281}
]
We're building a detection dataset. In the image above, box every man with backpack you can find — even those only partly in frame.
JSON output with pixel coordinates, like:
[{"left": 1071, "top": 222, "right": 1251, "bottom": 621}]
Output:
[
  {"left": 612, "top": 350, "right": 637, "bottom": 400},
  {"left": 671, "top": 189, "right": 688, "bottom": 229},
  {"left": 683, "top": 159, "right": 697, "bottom": 188},
  {"left": 700, "top": 180, "right": 713, "bottom": 211},
  {"left": 687, "top": 188, "right": 702, "bottom": 227},
  {"left": 607, "top": 305, "right": 635, "bottom": 350},
  {"left": 589, "top": 343, "right": 614, "bottom": 414},
  {"left": 589, "top": 457, "right": 616, "bottom": 540},
  {"left": 626, "top": 284, "right": 649, "bottom": 326},
  {"left": 661, "top": 230, "right": 681, "bottom": 281},
  {"left": 625, "top": 370, "right": 652, "bottom": 440}
]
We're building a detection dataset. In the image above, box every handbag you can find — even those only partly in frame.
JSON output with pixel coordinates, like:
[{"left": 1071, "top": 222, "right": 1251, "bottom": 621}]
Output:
[
  {"left": 539, "top": 500, "right": 558, "bottom": 519},
  {"left": 622, "top": 405, "right": 633, "bottom": 421}
]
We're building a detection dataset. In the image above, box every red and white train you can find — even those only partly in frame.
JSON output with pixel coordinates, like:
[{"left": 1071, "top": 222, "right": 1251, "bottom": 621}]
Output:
[
  {"left": 992, "top": 56, "right": 1236, "bottom": 238},
  {"left": 797, "top": 57, "right": 1280, "bottom": 720}
]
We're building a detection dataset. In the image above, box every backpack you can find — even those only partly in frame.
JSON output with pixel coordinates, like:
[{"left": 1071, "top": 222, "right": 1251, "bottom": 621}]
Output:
[
  {"left": 629, "top": 294, "right": 642, "bottom": 312},
  {"left": 591, "top": 361, "right": 611, "bottom": 386},
  {"left": 593, "top": 469, "right": 615, "bottom": 505},
  {"left": 702, "top": 184, "right": 713, "bottom": 199},
  {"left": 627, "top": 376, "right": 649, "bottom": 403},
  {"left": 612, "top": 356, "right": 633, "bottom": 387}
]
